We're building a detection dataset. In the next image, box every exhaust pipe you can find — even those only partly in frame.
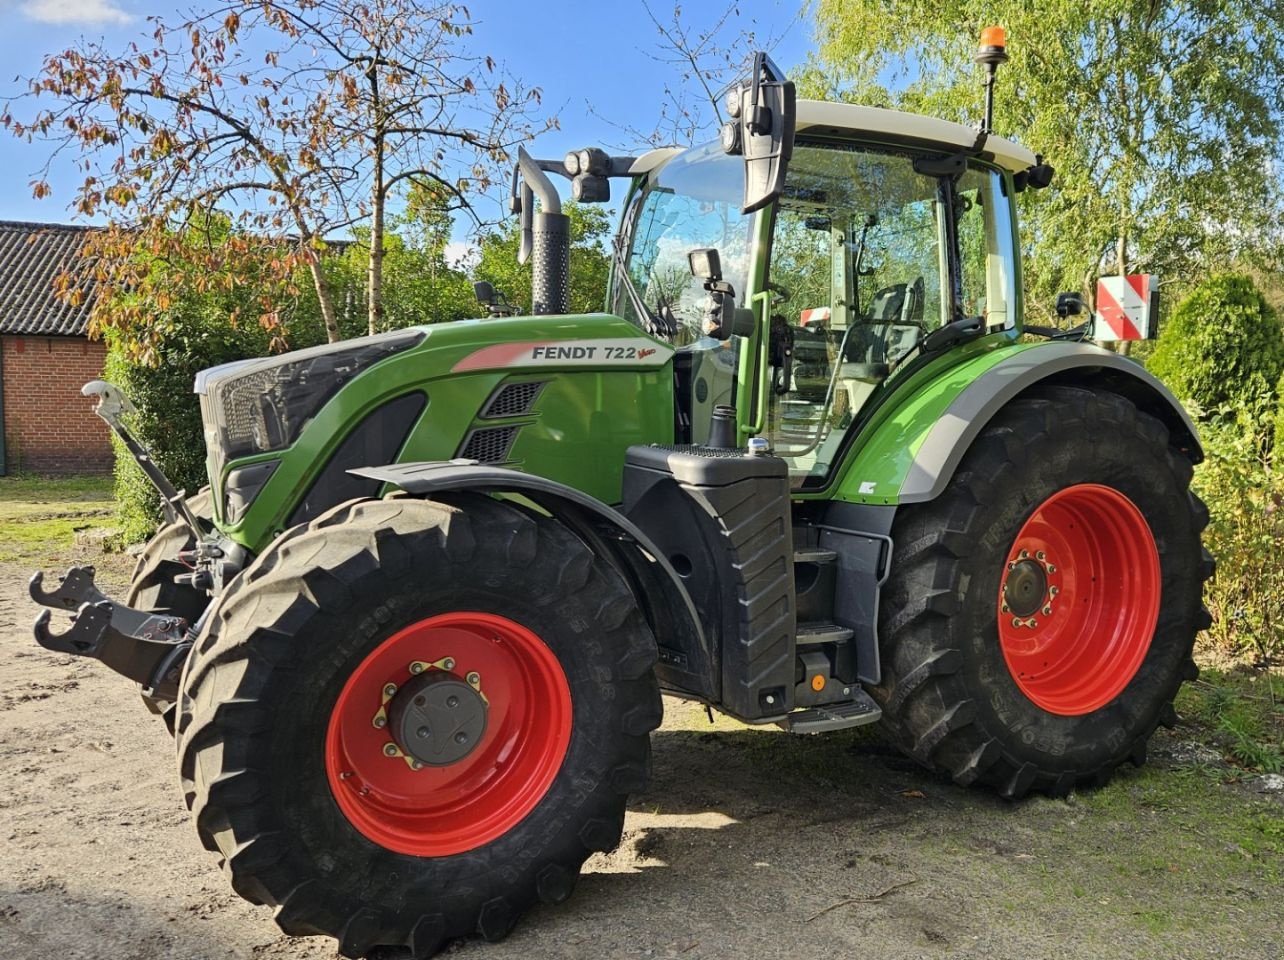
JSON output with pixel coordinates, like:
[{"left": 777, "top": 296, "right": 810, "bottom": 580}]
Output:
[{"left": 517, "top": 147, "right": 570, "bottom": 315}]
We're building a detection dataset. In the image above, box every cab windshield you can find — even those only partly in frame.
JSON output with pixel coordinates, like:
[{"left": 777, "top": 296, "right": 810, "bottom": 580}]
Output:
[
  {"left": 614, "top": 142, "right": 755, "bottom": 444},
  {"left": 613, "top": 143, "right": 753, "bottom": 344}
]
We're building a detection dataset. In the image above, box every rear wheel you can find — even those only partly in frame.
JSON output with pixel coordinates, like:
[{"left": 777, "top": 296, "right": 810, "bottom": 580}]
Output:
[
  {"left": 874, "top": 386, "right": 1212, "bottom": 798},
  {"left": 175, "top": 495, "right": 661, "bottom": 958}
]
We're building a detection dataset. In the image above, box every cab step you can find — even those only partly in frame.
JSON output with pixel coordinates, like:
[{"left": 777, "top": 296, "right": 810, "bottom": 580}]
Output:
[
  {"left": 776, "top": 689, "right": 882, "bottom": 734},
  {"left": 793, "top": 547, "right": 838, "bottom": 564},
  {"left": 796, "top": 622, "right": 854, "bottom": 645}
]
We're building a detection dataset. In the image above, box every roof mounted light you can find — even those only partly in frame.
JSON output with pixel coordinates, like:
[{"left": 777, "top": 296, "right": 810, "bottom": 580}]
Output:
[
  {"left": 975, "top": 25, "right": 1008, "bottom": 135},
  {"left": 976, "top": 26, "right": 1008, "bottom": 66}
]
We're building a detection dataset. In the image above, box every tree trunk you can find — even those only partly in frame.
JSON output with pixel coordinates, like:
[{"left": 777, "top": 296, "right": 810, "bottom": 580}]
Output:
[
  {"left": 307, "top": 252, "right": 340, "bottom": 343},
  {"left": 368, "top": 153, "right": 384, "bottom": 336},
  {"left": 1116, "top": 230, "right": 1132, "bottom": 356},
  {"left": 367, "top": 62, "right": 385, "bottom": 337}
]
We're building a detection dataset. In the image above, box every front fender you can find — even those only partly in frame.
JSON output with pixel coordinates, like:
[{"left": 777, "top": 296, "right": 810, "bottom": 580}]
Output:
[
  {"left": 351, "top": 461, "right": 713, "bottom": 699},
  {"left": 833, "top": 342, "right": 1201, "bottom": 505}
]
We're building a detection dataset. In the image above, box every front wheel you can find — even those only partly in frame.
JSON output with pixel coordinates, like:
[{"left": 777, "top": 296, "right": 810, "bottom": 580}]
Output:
[
  {"left": 175, "top": 496, "right": 661, "bottom": 957},
  {"left": 875, "top": 386, "right": 1212, "bottom": 798}
]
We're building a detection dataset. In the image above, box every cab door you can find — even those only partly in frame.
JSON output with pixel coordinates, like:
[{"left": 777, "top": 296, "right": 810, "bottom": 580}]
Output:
[{"left": 759, "top": 143, "right": 1018, "bottom": 487}]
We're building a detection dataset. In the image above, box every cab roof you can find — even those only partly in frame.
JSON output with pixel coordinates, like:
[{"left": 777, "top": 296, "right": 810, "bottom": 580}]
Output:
[{"left": 796, "top": 100, "right": 1037, "bottom": 174}]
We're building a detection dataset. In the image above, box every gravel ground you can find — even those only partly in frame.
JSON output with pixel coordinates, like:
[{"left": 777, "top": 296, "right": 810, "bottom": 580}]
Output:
[{"left": 2, "top": 553, "right": 1282, "bottom": 960}]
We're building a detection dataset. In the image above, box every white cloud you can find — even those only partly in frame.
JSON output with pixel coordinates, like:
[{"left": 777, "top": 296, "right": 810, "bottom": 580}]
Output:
[
  {"left": 21, "top": 0, "right": 133, "bottom": 26},
  {"left": 444, "top": 240, "right": 478, "bottom": 270}
]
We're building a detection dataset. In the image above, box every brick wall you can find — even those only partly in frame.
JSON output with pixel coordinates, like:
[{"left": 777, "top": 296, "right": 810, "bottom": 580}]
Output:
[{"left": 1, "top": 334, "right": 112, "bottom": 474}]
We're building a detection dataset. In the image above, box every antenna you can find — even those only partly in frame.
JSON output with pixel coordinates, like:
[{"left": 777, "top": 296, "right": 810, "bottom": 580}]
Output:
[{"left": 975, "top": 26, "right": 1008, "bottom": 135}]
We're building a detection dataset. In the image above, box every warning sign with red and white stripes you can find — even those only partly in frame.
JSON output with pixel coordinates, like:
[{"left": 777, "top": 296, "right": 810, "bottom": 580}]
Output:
[{"left": 1095, "top": 275, "right": 1158, "bottom": 341}]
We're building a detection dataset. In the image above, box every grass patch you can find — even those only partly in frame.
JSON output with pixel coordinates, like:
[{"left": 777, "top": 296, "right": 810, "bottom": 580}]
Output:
[
  {"left": 0, "top": 474, "right": 115, "bottom": 564},
  {"left": 1177, "top": 668, "right": 1284, "bottom": 773}
]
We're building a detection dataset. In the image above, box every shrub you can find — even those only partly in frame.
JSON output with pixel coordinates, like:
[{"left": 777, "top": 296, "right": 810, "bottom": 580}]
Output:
[
  {"left": 104, "top": 312, "right": 273, "bottom": 542},
  {"left": 1193, "top": 403, "right": 1284, "bottom": 665},
  {"left": 1148, "top": 274, "right": 1284, "bottom": 414}
]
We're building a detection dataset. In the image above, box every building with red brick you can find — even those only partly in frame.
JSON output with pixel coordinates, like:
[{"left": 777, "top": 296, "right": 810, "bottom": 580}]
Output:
[{"left": 0, "top": 221, "right": 112, "bottom": 475}]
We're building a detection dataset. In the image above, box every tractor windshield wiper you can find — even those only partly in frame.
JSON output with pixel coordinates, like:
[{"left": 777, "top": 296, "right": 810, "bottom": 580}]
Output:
[{"left": 611, "top": 237, "right": 676, "bottom": 338}]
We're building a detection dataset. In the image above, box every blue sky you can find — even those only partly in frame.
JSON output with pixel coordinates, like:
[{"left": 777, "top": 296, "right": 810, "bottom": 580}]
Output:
[{"left": 0, "top": 0, "right": 814, "bottom": 229}]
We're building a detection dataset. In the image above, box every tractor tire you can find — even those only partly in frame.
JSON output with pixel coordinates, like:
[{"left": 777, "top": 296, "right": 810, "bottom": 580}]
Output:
[
  {"left": 874, "top": 385, "right": 1212, "bottom": 799},
  {"left": 125, "top": 486, "right": 213, "bottom": 623},
  {"left": 127, "top": 487, "right": 213, "bottom": 734},
  {"left": 174, "top": 495, "right": 661, "bottom": 958}
]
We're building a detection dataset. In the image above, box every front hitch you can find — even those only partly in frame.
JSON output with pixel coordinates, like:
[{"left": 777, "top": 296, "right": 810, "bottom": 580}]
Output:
[{"left": 30, "top": 565, "right": 192, "bottom": 702}]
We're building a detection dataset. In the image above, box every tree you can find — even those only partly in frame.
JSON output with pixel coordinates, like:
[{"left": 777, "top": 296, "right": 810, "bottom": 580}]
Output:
[
  {"left": 592, "top": 2, "right": 795, "bottom": 148},
  {"left": 807, "top": 2, "right": 1284, "bottom": 320},
  {"left": 3, "top": 0, "right": 549, "bottom": 350},
  {"left": 471, "top": 202, "right": 613, "bottom": 316}
]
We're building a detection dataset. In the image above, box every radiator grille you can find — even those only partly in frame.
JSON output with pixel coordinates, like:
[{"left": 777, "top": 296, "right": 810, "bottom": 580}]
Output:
[
  {"left": 459, "top": 425, "right": 519, "bottom": 463},
  {"left": 481, "top": 380, "right": 545, "bottom": 419}
]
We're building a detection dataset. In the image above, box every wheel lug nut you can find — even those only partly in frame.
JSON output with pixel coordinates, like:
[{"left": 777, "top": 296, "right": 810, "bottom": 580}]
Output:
[
  {"left": 411, "top": 760, "right": 424, "bottom": 770},
  {"left": 372, "top": 715, "right": 387, "bottom": 729},
  {"left": 1042, "top": 605, "right": 1052, "bottom": 616},
  {"left": 383, "top": 743, "right": 398, "bottom": 757},
  {"left": 1012, "top": 617, "right": 1022, "bottom": 628},
  {"left": 417, "top": 726, "right": 431, "bottom": 739},
  {"left": 442, "top": 658, "right": 455, "bottom": 670},
  {"left": 1047, "top": 564, "right": 1056, "bottom": 573},
  {"left": 1036, "top": 550, "right": 1046, "bottom": 560},
  {"left": 446, "top": 695, "right": 459, "bottom": 708},
  {"left": 1019, "top": 549, "right": 1029, "bottom": 559},
  {"left": 1001, "top": 603, "right": 1010, "bottom": 613},
  {"left": 382, "top": 683, "right": 397, "bottom": 698},
  {"left": 409, "top": 662, "right": 425, "bottom": 675},
  {"left": 466, "top": 671, "right": 481, "bottom": 685},
  {"left": 1049, "top": 586, "right": 1060, "bottom": 597}
]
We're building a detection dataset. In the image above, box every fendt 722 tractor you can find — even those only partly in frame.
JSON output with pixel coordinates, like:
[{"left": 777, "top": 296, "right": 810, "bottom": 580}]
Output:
[{"left": 30, "top": 35, "right": 1210, "bottom": 959}]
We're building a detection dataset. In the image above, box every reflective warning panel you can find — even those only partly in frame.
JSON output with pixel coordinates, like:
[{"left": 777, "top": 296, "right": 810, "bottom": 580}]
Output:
[{"left": 1096, "top": 275, "right": 1159, "bottom": 341}]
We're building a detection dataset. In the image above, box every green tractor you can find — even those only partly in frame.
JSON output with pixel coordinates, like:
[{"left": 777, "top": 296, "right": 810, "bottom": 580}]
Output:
[{"left": 30, "top": 39, "right": 1209, "bottom": 959}]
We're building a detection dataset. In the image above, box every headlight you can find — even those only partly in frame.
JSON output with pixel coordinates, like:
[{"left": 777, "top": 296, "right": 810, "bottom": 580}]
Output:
[{"left": 195, "top": 329, "right": 425, "bottom": 495}]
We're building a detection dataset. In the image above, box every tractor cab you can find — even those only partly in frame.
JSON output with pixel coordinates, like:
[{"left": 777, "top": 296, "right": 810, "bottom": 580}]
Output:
[{"left": 612, "top": 99, "right": 1033, "bottom": 488}]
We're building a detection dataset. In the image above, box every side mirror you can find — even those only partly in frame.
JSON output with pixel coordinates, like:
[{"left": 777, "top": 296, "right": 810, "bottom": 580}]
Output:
[
  {"left": 722, "top": 52, "right": 796, "bottom": 214},
  {"left": 688, "top": 247, "right": 722, "bottom": 282},
  {"left": 1056, "top": 291, "right": 1085, "bottom": 318}
]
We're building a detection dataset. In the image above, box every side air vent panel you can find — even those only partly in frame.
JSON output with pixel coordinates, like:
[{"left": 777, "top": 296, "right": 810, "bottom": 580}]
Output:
[
  {"left": 480, "top": 380, "right": 546, "bottom": 419},
  {"left": 459, "top": 425, "right": 520, "bottom": 463}
]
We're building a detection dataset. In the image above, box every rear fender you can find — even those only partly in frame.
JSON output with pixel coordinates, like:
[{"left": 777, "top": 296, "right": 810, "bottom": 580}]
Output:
[
  {"left": 835, "top": 342, "right": 1201, "bottom": 505},
  {"left": 351, "top": 462, "right": 713, "bottom": 699}
]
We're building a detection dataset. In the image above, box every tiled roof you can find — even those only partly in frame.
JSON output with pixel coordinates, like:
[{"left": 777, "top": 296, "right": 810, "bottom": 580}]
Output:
[{"left": 0, "top": 221, "right": 99, "bottom": 337}]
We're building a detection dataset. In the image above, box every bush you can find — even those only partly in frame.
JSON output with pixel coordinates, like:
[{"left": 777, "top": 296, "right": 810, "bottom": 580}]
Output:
[
  {"left": 1193, "top": 403, "right": 1284, "bottom": 665},
  {"left": 104, "top": 313, "right": 273, "bottom": 542},
  {"left": 1148, "top": 274, "right": 1284, "bottom": 414}
]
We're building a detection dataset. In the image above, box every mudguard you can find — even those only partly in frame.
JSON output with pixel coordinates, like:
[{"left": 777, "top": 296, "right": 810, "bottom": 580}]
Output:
[
  {"left": 835, "top": 341, "right": 1201, "bottom": 505},
  {"left": 900, "top": 342, "right": 1201, "bottom": 503},
  {"left": 350, "top": 461, "right": 714, "bottom": 699}
]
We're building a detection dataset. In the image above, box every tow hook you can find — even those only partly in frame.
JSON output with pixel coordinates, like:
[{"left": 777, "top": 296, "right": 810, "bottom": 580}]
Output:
[{"left": 29, "top": 565, "right": 192, "bottom": 702}]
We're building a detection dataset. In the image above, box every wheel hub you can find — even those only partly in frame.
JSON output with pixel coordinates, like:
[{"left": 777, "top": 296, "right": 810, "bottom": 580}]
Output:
[
  {"left": 1002, "top": 558, "right": 1048, "bottom": 618},
  {"left": 387, "top": 672, "right": 488, "bottom": 766}
]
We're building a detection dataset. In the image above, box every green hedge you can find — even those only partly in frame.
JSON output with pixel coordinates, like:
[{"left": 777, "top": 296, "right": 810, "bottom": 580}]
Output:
[{"left": 105, "top": 314, "right": 271, "bottom": 542}]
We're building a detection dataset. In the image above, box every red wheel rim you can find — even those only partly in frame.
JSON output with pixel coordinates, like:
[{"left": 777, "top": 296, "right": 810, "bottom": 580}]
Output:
[
  {"left": 996, "top": 483, "right": 1160, "bottom": 716},
  {"left": 325, "top": 612, "right": 572, "bottom": 856}
]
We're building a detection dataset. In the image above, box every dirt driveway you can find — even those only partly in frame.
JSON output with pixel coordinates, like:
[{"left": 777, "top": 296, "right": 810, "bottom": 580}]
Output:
[{"left": 2, "top": 550, "right": 1281, "bottom": 960}]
